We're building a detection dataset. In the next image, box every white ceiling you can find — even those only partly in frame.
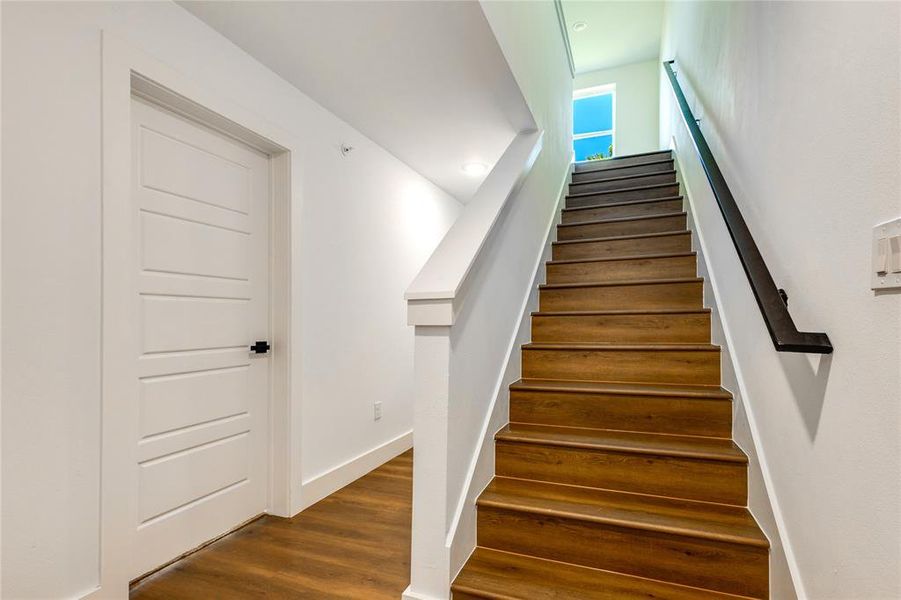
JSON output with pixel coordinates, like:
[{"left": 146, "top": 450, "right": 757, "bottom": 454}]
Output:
[
  {"left": 178, "top": 1, "right": 534, "bottom": 202},
  {"left": 561, "top": 1, "right": 664, "bottom": 74}
]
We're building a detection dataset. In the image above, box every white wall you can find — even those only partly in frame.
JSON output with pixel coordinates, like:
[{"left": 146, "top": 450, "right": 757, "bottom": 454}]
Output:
[
  {"left": 0, "top": 2, "right": 4, "bottom": 594},
  {"left": 660, "top": 2, "right": 901, "bottom": 598},
  {"left": 404, "top": 3, "right": 573, "bottom": 598},
  {"left": 178, "top": 1, "right": 534, "bottom": 203},
  {"left": 452, "top": 0, "right": 574, "bottom": 581},
  {"left": 481, "top": 1, "right": 573, "bottom": 175},
  {"left": 675, "top": 156, "right": 798, "bottom": 599},
  {"left": 576, "top": 59, "right": 660, "bottom": 156},
  {"left": 1, "top": 2, "right": 460, "bottom": 597}
]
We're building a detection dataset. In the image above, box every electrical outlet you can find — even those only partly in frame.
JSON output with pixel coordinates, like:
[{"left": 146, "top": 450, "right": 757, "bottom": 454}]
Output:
[{"left": 374, "top": 402, "right": 382, "bottom": 421}]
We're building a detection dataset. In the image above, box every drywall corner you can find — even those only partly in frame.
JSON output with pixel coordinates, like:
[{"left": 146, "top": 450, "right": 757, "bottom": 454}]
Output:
[{"left": 299, "top": 430, "right": 412, "bottom": 512}]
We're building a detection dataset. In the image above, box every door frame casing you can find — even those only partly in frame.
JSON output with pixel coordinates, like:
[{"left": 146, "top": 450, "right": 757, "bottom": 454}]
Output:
[{"left": 97, "top": 32, "right": 302, "bottom": 598}]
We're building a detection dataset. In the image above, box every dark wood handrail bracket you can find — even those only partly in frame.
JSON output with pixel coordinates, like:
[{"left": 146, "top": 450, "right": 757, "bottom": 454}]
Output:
[{"left": 662, "top": 60, "right": 833, "bottom": 354}]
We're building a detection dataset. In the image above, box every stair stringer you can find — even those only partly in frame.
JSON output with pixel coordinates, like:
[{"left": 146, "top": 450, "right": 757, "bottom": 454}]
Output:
[
  {"left": 445, "top": 164, "right": 570, "bottom": 582},
  {"left": 672, "top": 140, "right": 798, "bottom": 600}
]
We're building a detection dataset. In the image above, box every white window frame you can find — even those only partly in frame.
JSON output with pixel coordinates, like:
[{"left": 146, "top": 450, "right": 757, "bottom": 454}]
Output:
[{"left": 573, "top": 83, "right": 616, "bottom": 159}]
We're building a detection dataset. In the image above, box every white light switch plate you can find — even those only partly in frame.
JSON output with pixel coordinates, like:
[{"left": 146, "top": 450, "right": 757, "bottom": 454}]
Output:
[{"left": 872, "top": 217, "right": 901, "bottom": 290}]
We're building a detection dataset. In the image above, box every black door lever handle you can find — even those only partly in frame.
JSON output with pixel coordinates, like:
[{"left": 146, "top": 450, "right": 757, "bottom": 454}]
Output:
[{"left": 250, "top": 341, "right": 271, "bottom": 354}]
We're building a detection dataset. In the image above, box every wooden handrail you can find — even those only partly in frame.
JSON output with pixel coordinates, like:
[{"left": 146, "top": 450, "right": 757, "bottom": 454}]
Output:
[{"left": 663, "top": 60, "right": 832, "bottom": 354}]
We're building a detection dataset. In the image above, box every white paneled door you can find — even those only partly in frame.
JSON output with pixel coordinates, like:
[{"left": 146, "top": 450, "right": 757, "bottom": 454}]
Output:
[{"left": 130, "top": 98, "right": 270, "bottom": 578}]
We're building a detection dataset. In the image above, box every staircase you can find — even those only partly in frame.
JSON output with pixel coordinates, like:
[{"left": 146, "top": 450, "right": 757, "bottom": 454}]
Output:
[{"left": 451, "top": 150, "right": 770, "bottom": 599}]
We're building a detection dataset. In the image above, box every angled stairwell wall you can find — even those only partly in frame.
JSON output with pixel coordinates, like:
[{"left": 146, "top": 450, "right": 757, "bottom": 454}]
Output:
[
  {"left": 452, "top": 150, "right": 772, "bottom": 599},
  {"left": 404, "top": 3, "right": 573, "bottom": 598},
  {"left": 404, "top": 133, "right": 571, "bottom": 600},
  {"left": 1, "top": 3, "right": 462, "bottom": 597},
  {"left": 672, "top": 146, "right": 797, "bottom": 599},
  {"left": 660, "top": 3, "right": 901, "bottom": 598}
]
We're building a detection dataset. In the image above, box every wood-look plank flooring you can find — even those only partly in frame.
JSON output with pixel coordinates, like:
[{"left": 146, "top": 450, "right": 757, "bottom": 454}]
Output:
[
  {"left": 131, "top": 450, "right": 413, "bottom": 599},
  {"left": 452, "top": 150, "right": 769, "bottom": 598}
]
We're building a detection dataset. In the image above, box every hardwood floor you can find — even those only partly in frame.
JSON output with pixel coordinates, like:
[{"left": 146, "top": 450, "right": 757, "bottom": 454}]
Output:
[{"left": 131, "top": 450, "right": 413, "bottom": 599}]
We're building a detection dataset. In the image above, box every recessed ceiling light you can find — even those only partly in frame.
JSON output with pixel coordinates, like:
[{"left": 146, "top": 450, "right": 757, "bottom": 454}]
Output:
[
  {"left": 572, "top": 21, "right": 588, "bottom": 32},
  {"left": 462, "top": 162, "right": 488, "bottom": 176}
]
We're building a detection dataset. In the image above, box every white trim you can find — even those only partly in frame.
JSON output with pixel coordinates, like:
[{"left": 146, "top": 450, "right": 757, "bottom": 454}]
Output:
[
  {"left": 552, "top": 0, "right": 576, "bottom": 79},
  {"left": 407, "top": 298, "right": 455, "bottom": 327},
  {"left": 573, "top": 87, "right": 616, "bottom": 158},
  {"left": 299, "top": 430, "right": 413, "bottom": 510},
  {"left": 0, "top": 2, "right": 4, "bottom": 594},
  {"left": 402, "top": 586, "right": 444, "bottom": 600},
  {"left": 573, "top": 129, "right": 613, "bottom": 141},
  {"left": 573, "top": 82, "right": 616, "bottom": 99},
  {"left": 445, "top": 161, "right": 571, "bottom": 580},
  {"left": 670, "top": 134, "right": 801, "bottom": 599},
  {"left": 99, "top": 31, "right": 303, "bottom": 597},
  {"left": 404, "top": 131, "right": 543, "bottom": 312}
]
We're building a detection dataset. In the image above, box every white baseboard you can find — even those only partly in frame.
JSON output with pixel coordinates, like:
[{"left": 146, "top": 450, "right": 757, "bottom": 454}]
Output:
[
  {"left": 445, "top": 161, "right": 572, "bottom": 580},
  {"left": 671, "top": 140, "right": 798, "bottom": 600},
  {"left": 299, "top": 430, "right": 413, "bottom": 512},
  {"left": 79, "top": 586, "right": 102, "bottom": 600},
  {"left": 402, "top": 584, "right": 445, "bottom": 600},
  {"left": 79, "top": 434, "right": 413, "bottom": 598}
]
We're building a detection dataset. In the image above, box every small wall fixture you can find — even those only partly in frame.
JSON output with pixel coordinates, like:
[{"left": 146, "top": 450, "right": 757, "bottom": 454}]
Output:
[
  {"left": 461, "top": 162, "right": 488, "bottom": 176},
  {"left": 572, "top": 21, "right": 588, "bottom": 32},
  {"left": 872, "top": 217, "right": 901, "bottom": 290}
]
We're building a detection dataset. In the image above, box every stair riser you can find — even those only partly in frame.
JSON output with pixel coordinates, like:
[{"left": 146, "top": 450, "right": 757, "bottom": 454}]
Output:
[
  {"left": 477, "top": 507, "right": 768, "bottom": 599},
  {"left": 522, "top": 347, "right": 720, "bottom": 385},
  {"left": 546, "top": 255, "right": 697, "bottom": 284},
  {"left": 531, "top": 311, "right": 711, "bottom": 344},
  {"left": 450, "top": 593, "right": 482, "bottom": 600},
  {"left": 574, "top": 152, "right": 672, "bottom": 172},
  {"left": 495, "top": 442, "right": 747, "bottom": 505},
  {"left": 557, "top": 214, "right": 686, "bottom": 241},
  {"left": 552, "top": 233, "right": 692, "bottom": 261},
  {"left": 566, "top": 184, "right": 680, "bottom": 208},
  {"left": 510, "top": 390, "right": 731, "bottom": 437},
  {"left": 571, "top": 160, "right": 674, "bottom": 183},
  {"left": 539, "top": 281, "right": 703, "bottom": 311},
  {"left": 569, "top": 172, "right": 676, "bottom": 195},
  {"left": 562, "top": 199, "right": 683, "bottom": 223}
]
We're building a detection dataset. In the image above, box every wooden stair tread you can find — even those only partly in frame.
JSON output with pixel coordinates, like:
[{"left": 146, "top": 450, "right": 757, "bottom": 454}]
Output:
[
  {"left": 569, "top": 170, "right": 677, "bottom": 187},
  {"left": 462, "top": 150, "right": 768, "bottom": 597},
  {"left": 452, "top": 548, "right": 754, "bottom": 600},
  {"left": 547, "top": 251, "right": 695, "bottom": 265},
  {"left": 573, "top": 157, "right": 674, "bottom": 175},
  {"left": 480, "top": 477, "right": 768, "bottom": 547},
  {"left": 567, "top": 182, "right": 677, "bottom": 199},
  {"left": 540, "top": 277, "right": 703, "bottom": 290},
  {"left": 523, "top": 342, "right": 718, "bottom": 351},
  {"left": 496, "top": 423, "right": 746, "bottom": 463},
  {"left": 532, "top": 308, "right": 709, "bottom": 316},
  {"left": 557, "top": 211, "right": 686, "bottom": 228},
  {"left": 574, "top": 150, "right": 672, "bottom": 170},
  {"left": 553, "top": 230, "right": 689, "bottom": 246},
  {"left": 511, "top": 378, "right": 730, "bottom": 399},
  {"left": 562, "top": 195, "right": 683, "bottom": 213}
]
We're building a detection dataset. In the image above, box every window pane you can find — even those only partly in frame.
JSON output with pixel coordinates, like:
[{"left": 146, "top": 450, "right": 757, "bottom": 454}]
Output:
[
  {"left": 573, "top": 94, "right": 613, "bottom": 135},
  {"left": 574, "top": 135, "right": 613, "bottom": 162}
]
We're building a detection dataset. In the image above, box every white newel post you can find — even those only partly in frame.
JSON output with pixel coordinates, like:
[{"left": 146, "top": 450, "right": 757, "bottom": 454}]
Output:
[
  {"left": 406, "top": 323, "right": 452, "bottom": 600},
  {"left": 404, "top": 295, "right": 456, "bottom": 600},
  {"left": 401, "top": 131, "right": 544, "bottom": 600}
]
